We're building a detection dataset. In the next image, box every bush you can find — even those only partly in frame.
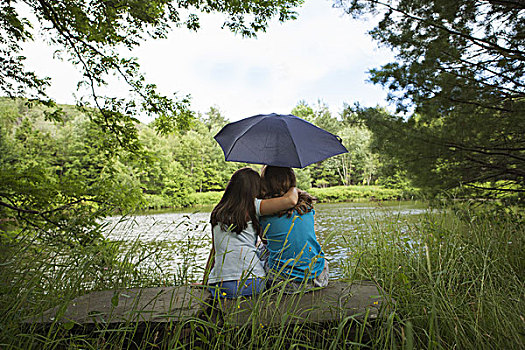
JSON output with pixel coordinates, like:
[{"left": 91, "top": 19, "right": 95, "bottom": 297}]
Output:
[
  {"left": 309, "top": 185, "right": 407, "bottom": 202},
  {"left": 186, "top": 191, "right": 223, "bottom": 207},
  {"left": 139, "top": 185, "right": 420, "bottom": 211}
]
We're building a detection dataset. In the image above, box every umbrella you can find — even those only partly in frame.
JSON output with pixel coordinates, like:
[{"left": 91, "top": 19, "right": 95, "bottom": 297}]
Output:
[{"left": 214, "top": 113, "right": 348, "bottom": 168}]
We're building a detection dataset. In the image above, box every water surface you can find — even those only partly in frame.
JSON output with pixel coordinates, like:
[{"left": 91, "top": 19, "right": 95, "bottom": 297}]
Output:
[{"left": 104, "top": 201, "right": 427, "bottom": 282}]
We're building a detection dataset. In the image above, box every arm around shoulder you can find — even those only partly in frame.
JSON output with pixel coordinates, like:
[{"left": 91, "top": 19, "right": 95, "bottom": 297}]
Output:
[{"left": 259, "top": 187, "right": 298, "bottom": 216}]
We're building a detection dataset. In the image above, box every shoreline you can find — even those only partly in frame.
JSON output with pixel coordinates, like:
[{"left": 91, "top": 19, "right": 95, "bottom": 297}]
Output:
[{"left": 136, "top": 185, "right": 417, "bottom": 212}]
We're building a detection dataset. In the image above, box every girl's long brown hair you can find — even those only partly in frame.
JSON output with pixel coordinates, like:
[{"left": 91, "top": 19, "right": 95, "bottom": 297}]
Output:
[
  {"left": 260, "top": 166, "right": 314, "bottom": 217},
  {"left": 210, "top": 167, "right": 261, "bottom": 234}
]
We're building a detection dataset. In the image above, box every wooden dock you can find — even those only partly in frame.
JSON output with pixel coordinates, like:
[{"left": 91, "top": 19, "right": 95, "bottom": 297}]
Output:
[{"left": 30, "top": 280, "right": 387, "bottom": 329}]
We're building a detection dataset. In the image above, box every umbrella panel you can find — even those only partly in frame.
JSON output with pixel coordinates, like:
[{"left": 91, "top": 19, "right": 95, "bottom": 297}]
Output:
[{"left": 215, "top": 114, "right": 347, "bottom": 168}]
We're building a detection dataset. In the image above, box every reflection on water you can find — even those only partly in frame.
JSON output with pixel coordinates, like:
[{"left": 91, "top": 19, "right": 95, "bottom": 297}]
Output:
[{"left": 103, "top": 201, "right": 428, "bottom": 282}]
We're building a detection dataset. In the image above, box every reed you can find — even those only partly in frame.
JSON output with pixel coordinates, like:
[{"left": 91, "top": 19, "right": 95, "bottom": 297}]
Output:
[
  {"left": 0, "top": 203, "right": 523, "bottom": 349},
  {"left": 345, "top": 203, "right": 525, "bottom": 349}
]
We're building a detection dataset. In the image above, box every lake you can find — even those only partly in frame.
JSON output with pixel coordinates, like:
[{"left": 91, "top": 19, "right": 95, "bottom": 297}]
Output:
[{"left": 103, "top": 201, "right": 428, "bottom": 283}]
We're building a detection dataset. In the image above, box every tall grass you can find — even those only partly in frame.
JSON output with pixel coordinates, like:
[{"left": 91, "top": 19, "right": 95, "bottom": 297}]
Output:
[
  {"left": 0, "top": 203, "right": 523, "bottom": 349},
  {"left": 345, "top": 204, "right": 525, "bottom": 349}
]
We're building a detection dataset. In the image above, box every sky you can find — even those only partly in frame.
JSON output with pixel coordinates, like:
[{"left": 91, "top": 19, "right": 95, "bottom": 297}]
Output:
[{"left": 20, "top": 0, "right": 395, "bottom": 122}]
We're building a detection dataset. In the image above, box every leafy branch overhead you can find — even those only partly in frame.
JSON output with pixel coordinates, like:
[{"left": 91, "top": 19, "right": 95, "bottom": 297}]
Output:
[
  {"left": 336, "top": 0, "right": 525, "bottom": 194},
  {"left": 0, "top": 0, "right": 303, "bottom": 144},
  {"left": 0, "top": 0, "right": 303, "bottom": 241}
]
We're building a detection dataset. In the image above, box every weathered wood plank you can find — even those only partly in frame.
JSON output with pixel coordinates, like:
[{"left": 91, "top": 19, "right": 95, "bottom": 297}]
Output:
[
  {"left": 30, "top": 286, "right": 211, "bottom": 325},
  {"left": 216, "top": 281, "right": 384, "bottom": 326},
  {"left": 29, "top": 280, "right": 387, "bottom": 327}
]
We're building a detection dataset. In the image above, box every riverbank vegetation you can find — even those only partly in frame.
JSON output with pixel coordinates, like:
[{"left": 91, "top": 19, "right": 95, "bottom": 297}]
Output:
[
  {"left": 0, "top": 97, "right": 415, "bottom": 216},
  {"left": 171, "top": 185, "right": 412, "bottom": 209},
  {"left": 349, "top": 203, "right": 525, "bottom": 349},
  {"left": 1, "top": 203, "right": 523, "bottom": 348}
]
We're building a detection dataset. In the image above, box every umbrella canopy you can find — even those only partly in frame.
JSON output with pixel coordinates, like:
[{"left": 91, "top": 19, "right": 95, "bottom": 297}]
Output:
[{"left": 214, "top": 113, "right": 348, "bottom": 168}]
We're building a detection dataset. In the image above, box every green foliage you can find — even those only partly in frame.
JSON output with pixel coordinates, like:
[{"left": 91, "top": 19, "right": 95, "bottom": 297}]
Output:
[
  {"left": 186, "top": 185, "right": 413, "bottom": 209},
  {"left": 133, "top": 107, "right": 247, "bottom": 209},
  {"left": 292, "top": 101, "right": 388, "bottom": 188},
  {"left": 295, "top": 167, "right": 312, "bottom": 189},
  {"left": 346, "top": 203, "right": 525, "bottom": 349},
  {"left": 309, "top": 185, "right": 409, "bottom": 202},
  {"left": 336, "top": 0, "right": 525, "bottom": 197},
  {"left": 1, "top": 0, "right": 303, "bottom": 147},
  {"left": 0, "top": 98, "right": 418, "bottom": 237},
  {"left": 0, "top": 225, "right": 189, "bottom": 349},
  {"left": 186, "top": 191, "right": 224, "bottom": 207},
  {"left": 293, "top": 100, "right": 340, "bottom": 134},
  {"left": 349, "top": 104, "right": 525, "bottom": 201},
  {"left": 0, "top": 98, "right": 143, "bottom": 244}
]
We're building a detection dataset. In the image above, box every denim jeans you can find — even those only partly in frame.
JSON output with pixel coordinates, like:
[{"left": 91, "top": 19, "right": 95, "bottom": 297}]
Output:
[{"left": 208, "top": 278, "right": 266, "bottom": 299}]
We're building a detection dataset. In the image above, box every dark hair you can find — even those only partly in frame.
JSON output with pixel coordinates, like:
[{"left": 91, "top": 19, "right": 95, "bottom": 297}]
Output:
[
  {"left": 260, "top": 165, "right": 314, "bottom": 217},
  {"left": 210, "top": 167, "right": 261, "bottom": 234}
]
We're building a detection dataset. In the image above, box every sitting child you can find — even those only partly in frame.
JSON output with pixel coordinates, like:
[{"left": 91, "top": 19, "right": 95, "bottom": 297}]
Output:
[
  {"left": 259, "top": 165, "right": 329, "bottom": 293},
  {"left": 203, "top": 167, "right": 298, "bottom": 298}
]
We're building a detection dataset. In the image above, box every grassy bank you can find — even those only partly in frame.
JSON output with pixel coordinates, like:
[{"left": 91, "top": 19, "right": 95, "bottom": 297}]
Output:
[
  {"left": 309, "top": 185, "right": 413, "bottom": 203},
  {"left": 0, "top": 204, "right": 523, "bottom": 348},
  {"left": 343, "top": 204, "right": 525, "bottom": 349},
  {"left": 142, "top": 185, "right": 415, "bottom": 210}
]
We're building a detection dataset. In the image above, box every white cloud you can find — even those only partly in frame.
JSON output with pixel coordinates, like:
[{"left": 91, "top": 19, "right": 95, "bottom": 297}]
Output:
[{"left": 19, "top": 0, "right": 395, "bottom": 122}]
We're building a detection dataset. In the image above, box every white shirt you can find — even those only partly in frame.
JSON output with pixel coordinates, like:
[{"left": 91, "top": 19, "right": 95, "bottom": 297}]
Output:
[{"left": 207, "top": 199, "right": 264, "bottom": 284}]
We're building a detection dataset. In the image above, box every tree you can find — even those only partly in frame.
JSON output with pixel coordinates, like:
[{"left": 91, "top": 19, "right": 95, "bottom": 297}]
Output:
[
  {"left": 292, "top": 101, "right": 380, "bottom": 187},
  {"left": 1, "top": 0, "right": 303, "bottom": 147},
  {"left": 335, "top": 0, "right": 525, "bottom": 195},
  {"left": 293, "top": 100, "right": 339, "bottom": 133},
  {"left": 130, "top": 125, "right": 190, "bottom": 208},
  {"left": 201, "top": 106, "right": 229, "bottom": 136},
  {"left": 0, "top": 1, "right": 303, "bottom": 240},
  {"left": 292, "top": 101, "right": 340, "bottom": 186},
  {"left": 0, "top": 99, "right": 143, "bottom": 244}
]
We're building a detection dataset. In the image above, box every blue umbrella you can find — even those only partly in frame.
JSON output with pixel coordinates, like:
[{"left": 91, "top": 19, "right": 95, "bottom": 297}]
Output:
[{"left": 214, "top": 113, "right": 348, "bottom": 168}]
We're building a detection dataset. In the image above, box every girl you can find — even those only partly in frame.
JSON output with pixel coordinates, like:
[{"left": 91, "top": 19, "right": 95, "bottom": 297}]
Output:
[
  {"left": 203, "top": 167, "right": 298, "bottom": 298},
  {"left": 259, "top": 165, "right": 328, "bottom": 293}
]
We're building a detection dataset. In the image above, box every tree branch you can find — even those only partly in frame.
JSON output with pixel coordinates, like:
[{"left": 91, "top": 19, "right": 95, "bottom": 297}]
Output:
[
  {"left": 0, "top": 201, "right": 40, "bottom": 214},
  {"left": 445, "top": 142, "right": 525, "bottom": 163},
  {"left": 465, "top": 183, "right": 525, "bottom": 193},
  {"left": 368, "top": 0, "right": 525, "bottom": 60}
]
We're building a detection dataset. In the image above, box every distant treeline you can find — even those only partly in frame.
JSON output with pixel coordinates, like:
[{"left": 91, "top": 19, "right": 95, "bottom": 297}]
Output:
[{"left": 0, "top": 98, "right": 412, "bottom": 217}]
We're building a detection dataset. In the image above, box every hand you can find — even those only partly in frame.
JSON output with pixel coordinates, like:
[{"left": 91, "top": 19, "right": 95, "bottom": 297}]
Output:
[{"left": 283, "top": 187, "right": 299, "bottom": 205}]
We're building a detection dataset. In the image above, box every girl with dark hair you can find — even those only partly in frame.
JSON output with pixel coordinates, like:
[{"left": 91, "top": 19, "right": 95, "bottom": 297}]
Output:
[
  {"left": 259, "top": 165, "right": 328, "bottom": 293},
  {"left": 203, "top": 167, "right": 298, "bottom": 299}
]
